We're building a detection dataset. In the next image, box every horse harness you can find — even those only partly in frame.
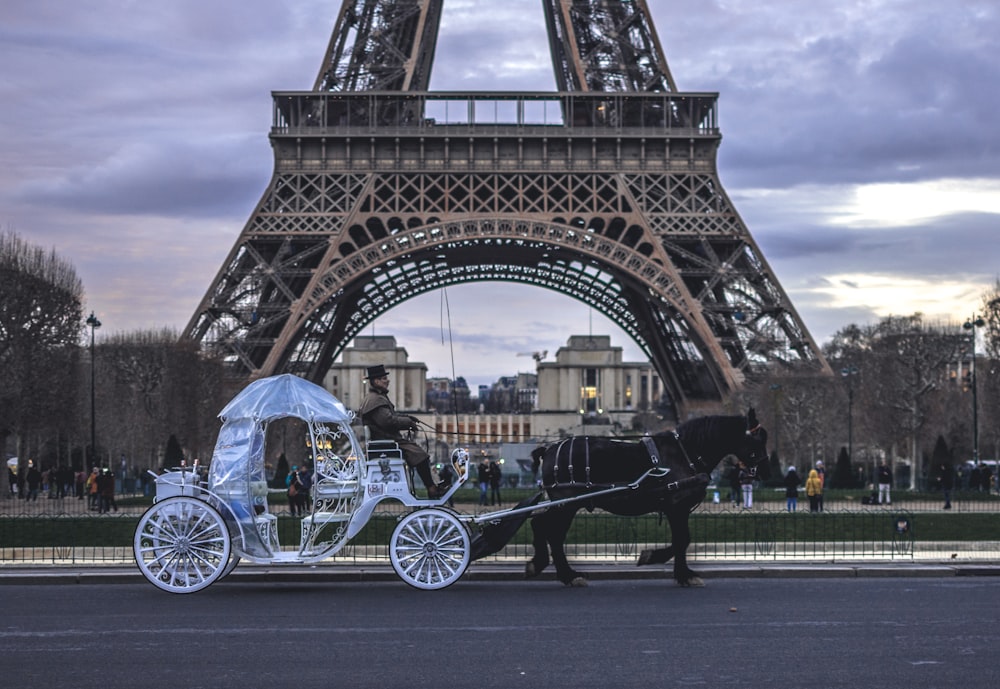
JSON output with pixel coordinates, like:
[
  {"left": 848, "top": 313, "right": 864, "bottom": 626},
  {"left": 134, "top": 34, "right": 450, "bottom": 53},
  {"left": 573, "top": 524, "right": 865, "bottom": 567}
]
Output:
[{"left": 548, "top": 434, "right": 707, "bottom": 496}]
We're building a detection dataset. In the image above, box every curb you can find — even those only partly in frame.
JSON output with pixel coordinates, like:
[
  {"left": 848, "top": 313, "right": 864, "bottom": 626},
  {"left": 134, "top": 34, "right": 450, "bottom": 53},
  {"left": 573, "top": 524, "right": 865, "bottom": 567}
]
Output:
[{"left": 2, "top": 562, "right": 999, "bottom": 586}]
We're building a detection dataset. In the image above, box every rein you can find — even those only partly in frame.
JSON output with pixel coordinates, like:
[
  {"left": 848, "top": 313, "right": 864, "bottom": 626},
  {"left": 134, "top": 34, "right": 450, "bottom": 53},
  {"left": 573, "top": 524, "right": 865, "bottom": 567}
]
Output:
[{"left": 670, "top": 431, "right": 708, "bottom": 475}]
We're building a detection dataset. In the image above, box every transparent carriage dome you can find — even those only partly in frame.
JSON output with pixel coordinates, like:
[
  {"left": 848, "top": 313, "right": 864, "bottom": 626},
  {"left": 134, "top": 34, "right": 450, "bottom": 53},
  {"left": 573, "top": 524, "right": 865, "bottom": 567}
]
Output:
[{"left": 207, "top": 374, "right": 363, "bottom": 557}]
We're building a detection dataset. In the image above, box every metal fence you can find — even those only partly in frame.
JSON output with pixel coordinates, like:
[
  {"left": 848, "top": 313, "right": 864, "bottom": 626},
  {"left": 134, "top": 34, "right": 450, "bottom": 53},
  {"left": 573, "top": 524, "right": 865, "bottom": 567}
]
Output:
[{"left": 5, "top": 506, "right": 994, "bottom": 567}]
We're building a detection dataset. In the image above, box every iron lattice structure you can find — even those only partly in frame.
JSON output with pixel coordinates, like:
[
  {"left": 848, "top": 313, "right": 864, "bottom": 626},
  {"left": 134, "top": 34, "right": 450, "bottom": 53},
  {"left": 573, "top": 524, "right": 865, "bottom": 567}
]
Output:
[{"left": 187, "top": 0, "right": 830, "bottom": 417}]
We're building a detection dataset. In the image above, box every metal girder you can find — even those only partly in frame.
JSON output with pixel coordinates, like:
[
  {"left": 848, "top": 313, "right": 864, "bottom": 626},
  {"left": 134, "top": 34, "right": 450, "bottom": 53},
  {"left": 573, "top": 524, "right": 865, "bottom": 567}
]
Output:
[
  {"left": 315, "top": 0, "right": 443, "bottom": 92},
  {"left": 543, "top": 0, "right": 676, "bottom": 92}
]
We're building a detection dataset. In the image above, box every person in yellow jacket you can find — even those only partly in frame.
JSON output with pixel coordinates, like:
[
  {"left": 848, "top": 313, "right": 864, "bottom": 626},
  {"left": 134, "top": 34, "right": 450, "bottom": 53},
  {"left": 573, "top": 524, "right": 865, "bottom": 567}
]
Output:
[
  {"left": 805, "top": 468, "right": 823, "bottom": 513},
  {"left": 86, "top": 467, "right": 99, "bottom": 510}
]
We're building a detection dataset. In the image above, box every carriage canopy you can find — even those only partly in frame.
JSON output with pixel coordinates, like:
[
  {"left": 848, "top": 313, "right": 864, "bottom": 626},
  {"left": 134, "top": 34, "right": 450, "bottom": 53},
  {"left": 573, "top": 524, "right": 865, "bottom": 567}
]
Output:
[{"left": 218, "top": 373, "right": 353, "bottom": 424}]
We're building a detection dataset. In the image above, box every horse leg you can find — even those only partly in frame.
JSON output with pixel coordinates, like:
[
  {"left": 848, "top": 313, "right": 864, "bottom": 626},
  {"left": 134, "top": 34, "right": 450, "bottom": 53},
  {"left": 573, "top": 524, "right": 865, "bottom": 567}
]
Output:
[
  {"left": 666, "top": 511, "right": 703, "bottom": 587},
  {"left": 525, "top": 513, "right": 552, "bottom": 578},
  {"left": 546, "top": 507, "right": 587, "bottom": 586},
  {"left": 525, "top": 507, "right": 586, "bottom": 586},
  {"left": 636, "top": 544, "right": 675, "bottom": 567}
]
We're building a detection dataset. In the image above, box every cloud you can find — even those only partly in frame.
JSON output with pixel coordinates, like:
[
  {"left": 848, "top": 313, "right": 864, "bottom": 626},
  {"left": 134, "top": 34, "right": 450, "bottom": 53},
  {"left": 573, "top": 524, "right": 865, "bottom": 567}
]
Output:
[{"left": 1, "top": 0, "right": 998, "bottom": 390}]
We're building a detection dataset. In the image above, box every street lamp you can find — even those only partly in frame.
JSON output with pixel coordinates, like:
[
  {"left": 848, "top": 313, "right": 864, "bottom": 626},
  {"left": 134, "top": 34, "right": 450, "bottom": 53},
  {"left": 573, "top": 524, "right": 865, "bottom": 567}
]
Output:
[
  {"left": 841, "top": 366, "right": 859, "bottom": 466},
  {"left": 85, "top": 311, "right": 101, "bottom": 468},
  {"left": 768, "top": 383, "right": 782, "bottom": 461},
  {"left": 963, "top": 314, "right": 985, "bottom": 466}
]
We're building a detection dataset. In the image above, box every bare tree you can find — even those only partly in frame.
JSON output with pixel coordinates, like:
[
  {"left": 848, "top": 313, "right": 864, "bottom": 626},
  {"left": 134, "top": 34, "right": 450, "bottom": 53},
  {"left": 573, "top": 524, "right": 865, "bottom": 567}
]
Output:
[
  {"left": 856, "top": 315, "right": 962, "bottom": 488},
  {"left": 0, "top": 230, "right": 84, "bottom": 468},
  {"left": 95, "top": 329, "right": 228, "bottom": 474}
]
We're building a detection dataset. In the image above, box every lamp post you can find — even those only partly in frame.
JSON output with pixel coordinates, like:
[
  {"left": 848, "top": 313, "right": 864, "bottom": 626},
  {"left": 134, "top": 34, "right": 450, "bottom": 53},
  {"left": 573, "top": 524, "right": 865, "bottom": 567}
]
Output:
[
  {"left": 841, "top": 366, "right": 859, "bottom": 470},
  {"left": 768, "top": 383, "right": 782, "bottom": 461},
  {"left": 85, "top": 311, "right": 101, "bottom": 468},
  {"left": 963, "top": 314, "right": 985, "bottom": 466}
]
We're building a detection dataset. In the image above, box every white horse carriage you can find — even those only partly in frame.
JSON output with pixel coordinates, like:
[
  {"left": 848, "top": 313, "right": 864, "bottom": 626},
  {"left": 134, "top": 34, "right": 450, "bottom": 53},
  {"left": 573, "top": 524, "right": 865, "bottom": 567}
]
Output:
[{"left": 133, "top": 374, "right": 474, "bottom": 593}]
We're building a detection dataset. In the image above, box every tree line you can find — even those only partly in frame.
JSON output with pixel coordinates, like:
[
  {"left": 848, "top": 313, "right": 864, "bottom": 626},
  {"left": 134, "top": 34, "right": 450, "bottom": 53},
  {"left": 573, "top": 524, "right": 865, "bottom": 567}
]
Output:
[
  {"left": 1, "top": 230, "right": 231, "bottom": 476},
  {"left": 738, "top": 289, "right": 1000, "bottom": 491}
]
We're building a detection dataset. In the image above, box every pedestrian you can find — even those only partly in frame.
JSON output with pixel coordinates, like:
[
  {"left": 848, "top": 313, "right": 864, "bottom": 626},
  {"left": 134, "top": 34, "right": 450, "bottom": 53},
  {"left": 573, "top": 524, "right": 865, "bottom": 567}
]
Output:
[
  {"left": 933, "top": 459, "right": 954, "bottom": 510},
  {"left": 25, "top": 461, "right": 42, "bottom": 501},
  {"left": 727, "top": 459, "right": 741, "bottom": 505},
  {"left": 877, "top": 460, "right": 893, "bottom": 505},
  {"left": 738, "top": 460, "right": 754, "bottom": 509},
  {"left": 489, "top": 459, "right": 502, "bottom": 506},
  {"left": 805, "top": 468, "right": 823, "bottom": 513},
  {"left": 6, "top": 465, "right": 16, "bottom": 498},
  {"left": 814, "top": 460, "right": 826, "bottom": 511},
  {"left": 477, "top": 460, "right": 490, "bottom": 506},
  {"left": 295, "top": 464, "right": 312, "bottom": 515},
  {"left": 97, "top": 468, "right": 118, "bottom": 513},
  {"left": 74, "top": 469, "right": 85, "bottom": 499},
  {"left": 286, "top": 465, "right": 301, "bottom": 516},
  {"left": 784, "top": 466, "right": 801, "bottom": 512},
  {"left": 359, "top": 364, "right": 447, "bottom": 499},
  {"left": 86, "top": 468, "right": 100, "bottom": 509}
]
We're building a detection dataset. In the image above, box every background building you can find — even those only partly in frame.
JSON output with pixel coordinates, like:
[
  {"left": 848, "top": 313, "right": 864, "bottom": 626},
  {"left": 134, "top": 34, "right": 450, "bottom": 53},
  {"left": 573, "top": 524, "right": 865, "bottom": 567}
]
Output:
[{"left": 324, "top": 336, "right": 427, "bottom": 412}]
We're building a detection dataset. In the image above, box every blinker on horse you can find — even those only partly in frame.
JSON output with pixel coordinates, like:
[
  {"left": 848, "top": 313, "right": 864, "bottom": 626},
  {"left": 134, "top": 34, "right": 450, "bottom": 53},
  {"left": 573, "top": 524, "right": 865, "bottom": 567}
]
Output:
[{"left": 525, "top": 408, "right": 769, "bottom": 587}]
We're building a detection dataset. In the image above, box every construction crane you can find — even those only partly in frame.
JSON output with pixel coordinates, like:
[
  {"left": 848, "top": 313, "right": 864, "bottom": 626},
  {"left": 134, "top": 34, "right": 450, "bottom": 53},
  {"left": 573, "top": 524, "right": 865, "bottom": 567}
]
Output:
[{"left": 517, "top": 350, "right": 548, "bottom": 363}]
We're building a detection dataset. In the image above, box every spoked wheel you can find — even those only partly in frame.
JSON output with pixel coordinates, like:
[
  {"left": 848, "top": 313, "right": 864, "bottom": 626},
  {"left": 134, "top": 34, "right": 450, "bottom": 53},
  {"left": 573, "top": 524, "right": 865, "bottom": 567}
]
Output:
[
  {"left": 220, "top": 554, "right": 241, "bottom": 580},
  {"left": 390, "top": 508, "right": 470, "bottom": 590},
  {"left": 133, "top": 496, "right": 231, "bottom": 594}
]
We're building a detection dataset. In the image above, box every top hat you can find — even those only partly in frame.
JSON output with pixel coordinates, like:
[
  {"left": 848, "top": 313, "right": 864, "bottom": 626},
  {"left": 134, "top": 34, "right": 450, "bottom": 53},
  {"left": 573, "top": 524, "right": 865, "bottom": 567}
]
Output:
[{"left": 366, "top": 364, "right": 389, "bottom": 380}]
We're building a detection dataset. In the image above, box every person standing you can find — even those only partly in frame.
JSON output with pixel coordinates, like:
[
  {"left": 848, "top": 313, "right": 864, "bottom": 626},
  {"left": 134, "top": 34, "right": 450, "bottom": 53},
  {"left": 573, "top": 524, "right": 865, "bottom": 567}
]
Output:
[
  {"left": 727, "top": 459, "right": 741, "bottom": 506},
  {"left": 738, "top": 461, "right": 754, "bottom": 509},
  {"left": 295, "top": 464, "right": 312, "bottom": 515},
  {"left": 86, "top": 468, "right": 100, "bottom": 509},
  {"left": 933, "top": 460, "right": 954, "bottom": 510},
  {"left": 286, "top": 465, "right": 301, "bottom": 516},
  {"left": 25, "top": 461, "right": 42, "bottom": 502},
  {"left": 488, "top": 459, "right": 502, "bottom": 506},
  {"left": 360, "top": 364, "right": 447, "bottom": 499},
  {"left": 97, "top": 468, "right": 117, "bottom": 513},
  {"left": 805, "top": 468, "right": 823, "bottom": 513},
  {"left": 784, "top": 466, "right": 801, "bottom": 512},
  {"left": 477, "top": 460, "right": 490, "bottom": 506},
  {"left": 814, "top": 460, "right": 826, "bottom": 511},
  {"left": 877, "top": 460, "right": 893, "bottom": 505}
]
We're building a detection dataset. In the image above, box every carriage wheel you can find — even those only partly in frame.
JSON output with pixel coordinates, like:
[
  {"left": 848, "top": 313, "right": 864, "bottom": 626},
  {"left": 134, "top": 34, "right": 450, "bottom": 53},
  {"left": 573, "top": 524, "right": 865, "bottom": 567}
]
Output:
[
  {"left": 220, "top": 554, "right": 241, "bottom": 580},
  {"left": 133, "top": 496, "right": 232, "bottom": 594},
  {"left": 390, "top": 508, "right": 470, "bottom": 590}
]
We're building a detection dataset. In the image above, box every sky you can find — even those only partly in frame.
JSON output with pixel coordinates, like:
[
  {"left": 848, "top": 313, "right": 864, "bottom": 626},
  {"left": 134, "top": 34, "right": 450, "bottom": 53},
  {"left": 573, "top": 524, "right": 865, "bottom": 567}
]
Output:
[{"left": 2, "top": 0, "right": 999, "bottom": 390}]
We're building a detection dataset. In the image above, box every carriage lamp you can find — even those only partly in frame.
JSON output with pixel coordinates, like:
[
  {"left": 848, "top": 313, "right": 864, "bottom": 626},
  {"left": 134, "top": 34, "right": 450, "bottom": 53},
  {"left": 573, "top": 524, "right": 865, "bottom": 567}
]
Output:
[
  {"left": 86, "top": 311, "right": 102, "bottom": 468},
  {"left": 963, "top": 315, "right": 985, "bottom": 466}
]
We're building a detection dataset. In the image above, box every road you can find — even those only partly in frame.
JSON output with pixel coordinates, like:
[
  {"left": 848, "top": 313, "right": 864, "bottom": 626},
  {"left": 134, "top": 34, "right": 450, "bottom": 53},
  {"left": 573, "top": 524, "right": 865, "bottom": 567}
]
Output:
[{"left": 2, "top": 577, "right": 998, "bottom": 688}]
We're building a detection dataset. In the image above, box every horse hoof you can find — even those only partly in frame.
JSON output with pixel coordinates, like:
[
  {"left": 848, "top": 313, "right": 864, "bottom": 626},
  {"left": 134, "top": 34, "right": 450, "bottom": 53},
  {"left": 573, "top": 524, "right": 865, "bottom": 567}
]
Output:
[
  {"left": 525, "top": 562, "right": 536, "bottom": 578},
  {"left": 568, "top": 576, "right": 589, "bottom": 587},
  {"left": 678, "top": 577, "right": 705, "bottom": 588}
]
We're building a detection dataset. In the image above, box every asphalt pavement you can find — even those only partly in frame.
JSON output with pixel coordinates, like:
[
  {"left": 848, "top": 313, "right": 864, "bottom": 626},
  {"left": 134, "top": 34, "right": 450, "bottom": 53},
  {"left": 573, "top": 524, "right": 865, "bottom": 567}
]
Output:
[{"left": 3, "top": 559, "right": 1000, "bottom": 587}]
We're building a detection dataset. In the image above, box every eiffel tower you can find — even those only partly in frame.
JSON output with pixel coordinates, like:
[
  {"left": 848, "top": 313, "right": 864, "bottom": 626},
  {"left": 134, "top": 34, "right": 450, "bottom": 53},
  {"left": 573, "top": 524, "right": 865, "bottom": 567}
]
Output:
[{"left": 186, "top": 0, "right": 830, "bottom": 418}]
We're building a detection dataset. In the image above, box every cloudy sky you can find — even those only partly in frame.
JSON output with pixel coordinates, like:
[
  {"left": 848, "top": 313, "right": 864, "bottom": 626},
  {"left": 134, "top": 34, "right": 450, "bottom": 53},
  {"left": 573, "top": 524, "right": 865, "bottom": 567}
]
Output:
[{"left": 3, "top": 0, "right": 998, "bottom": 390}]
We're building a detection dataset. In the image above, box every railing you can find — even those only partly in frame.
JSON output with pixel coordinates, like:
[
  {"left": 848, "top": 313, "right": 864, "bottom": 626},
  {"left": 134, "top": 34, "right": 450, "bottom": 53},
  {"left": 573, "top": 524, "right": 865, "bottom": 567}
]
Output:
[
  {"left": 7, "top": 507, "right": 996, "bottom": 567},
  {"left": 270, "top": 91, "right": 720, "bottom": 137}
]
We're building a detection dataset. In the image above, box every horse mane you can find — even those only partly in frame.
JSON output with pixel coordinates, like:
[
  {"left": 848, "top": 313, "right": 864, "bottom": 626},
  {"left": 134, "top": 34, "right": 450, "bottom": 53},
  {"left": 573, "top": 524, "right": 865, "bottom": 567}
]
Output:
[{"left": 665, "top": 415, "right": 742, "bottom": 453}]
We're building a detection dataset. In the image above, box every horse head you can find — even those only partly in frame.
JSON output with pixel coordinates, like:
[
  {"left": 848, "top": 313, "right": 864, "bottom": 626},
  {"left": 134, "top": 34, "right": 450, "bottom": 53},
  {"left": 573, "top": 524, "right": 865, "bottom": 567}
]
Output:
[{"left": 743, "top": 407, "right": 770, "bottom": 481}]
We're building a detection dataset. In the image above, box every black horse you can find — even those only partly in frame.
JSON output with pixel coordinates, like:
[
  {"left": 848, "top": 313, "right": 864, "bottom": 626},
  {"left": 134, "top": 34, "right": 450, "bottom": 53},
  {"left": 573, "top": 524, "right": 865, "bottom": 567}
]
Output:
[{"left": 526, "top": 409, "right": 769, "bottom": 587}]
